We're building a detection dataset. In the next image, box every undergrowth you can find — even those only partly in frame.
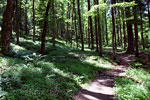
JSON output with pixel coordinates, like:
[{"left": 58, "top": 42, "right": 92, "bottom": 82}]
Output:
[
  {"left": 115, "top": 60, "right": 150, "bottom": 100},
  {"left": 0, "top": 39, "right": 114, "bottom": 100}
]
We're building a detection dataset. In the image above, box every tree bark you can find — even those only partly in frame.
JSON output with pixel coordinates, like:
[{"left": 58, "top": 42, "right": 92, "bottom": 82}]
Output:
[
  {"left": 77, "top": 0, "right": 84, "bottom": 51},
  {"left": 94, "top": 0, "right": 99, "bottom": 52},
  {"left": 16, "top": 0, "right": 20, "bottom": 45},
  {"left": 25, "top": 0, "right": 28, "bottom": 35},
  {"left": 104, "top": 0, "right": 108, "bottom": 46},
  {"left": 52, "top": 0, "right": 55, "bottom": 47},
  {"left": 139, "top": 6, "right": 145, "bottom": 50},
  {"left": 133, "top": 5, "right": 139, "bottom": 57},
  {"left": 147, "top": 0, "right": 150, "bottom": 27},
  {"left": 88, "top": 0, "right": 94, "bottom": 50},
  {"left": 0, "top": 0, "right": 16, "bottom": 54},
  {"left": 125, "top": 0, "right": 134, "bottom": 53},
  {"left": 111, "top": 0, "right": 116, "bottom": 60},
  {"left": 122, "top": 8, "right": 127, "bottom": 50},
  {"left": 33, "top": 0, "right": 36, "bottom": 42},
  {"left": 40, "top": 0, "right": 50, "bottom": 55},
  {"left": 97, "top": 0, "right": 102, "bottom": 56}
]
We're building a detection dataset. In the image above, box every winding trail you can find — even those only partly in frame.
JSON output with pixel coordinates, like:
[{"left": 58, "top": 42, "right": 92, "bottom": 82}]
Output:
[{"left": 73, "top": 53, "right": 133, "bottom": 100}]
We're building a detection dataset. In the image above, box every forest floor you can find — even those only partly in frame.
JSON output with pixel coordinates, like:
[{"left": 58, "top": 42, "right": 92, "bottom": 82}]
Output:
[
  {"left": 0, "top": 38, "right": 150, "bottom": 100},
  {"left": 73, "top": 52, "right": 132, "bottom": 100}
]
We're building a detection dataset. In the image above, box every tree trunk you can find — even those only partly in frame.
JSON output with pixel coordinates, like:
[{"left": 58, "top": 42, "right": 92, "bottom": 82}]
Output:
[
  {"left": 0, "top": 0, "right": 16, "bottom": 54},
  {"left": 77, "top": 0, "right": 84, "bottom": 51},
  {"left": 111, "top": 0, "right": 116, "bottom": 60},
  {"left": 118, "top": 8, "right": 122, "bottom": 47},
  {"left": 40, "top": 0, "right": 50, "bottom": 55},
  {"left": 133, "top": 5, "right": 139, "bottom": 57},
  {"left": 139, "top": 6, "right": 145, "bottom": 50},
  {"left": 16, "top": 0, "right": 20, "bottom": 45},
  {"left": 125, "top": 6, "right": 134, "bottom": 53},
  {"left": 104, "top": 0, "right": 108, "bottom": 46},
  {"left": 88, "top": 0, "right": 94, "bottom": 50},
  {"left": 52, "top": 0, "right": 55, "bottom": 47},
  {"left": 147, "top": 0, "right": 150, "bottom": 27},
  {"left": 25, "top": 0, "right": 28, "bottom": 35},
  {"left": 94, "top": 0, "right": 99, "bottom": 52},
  {"left": 97, "top": 0, "right": 102, "bottom": 56},
  {"left": 33, "top": 0, "right": 36, "bottom": 42},
  {"left": 122, "top": 8, "right": 127, "bottom": 50},
  {"left": 74, "top": 3, "right": 79, "bottom": 48}
]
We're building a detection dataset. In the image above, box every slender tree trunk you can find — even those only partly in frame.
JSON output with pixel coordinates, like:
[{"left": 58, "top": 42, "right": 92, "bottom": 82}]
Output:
[
  {"left": 118, "top": 8, "right": 122, "bottom": 47},
  {"left": 16, "top": 0, "right": 20, "bottom": 45},
  {"left": 52, "top": 0, "right": 55, "bottom": 47},
  {"left": 74, "top": 4, "right": 79, "bottom": 48},
  {"left": 147, "top": 0, "right": 150, "bottom": 27},
  {"left": 111, "top": 0, "right": 116, "bottom": 60},
  {"left": 88, "top": 0, "right": 94, "bottom": 50},
  {"left": 122, "top": 8, "right": 127, "bottom": 50},
  {"left": 94, "top": 0, "right": 99, "bottom": 52},
  {"left": 25, "top": 0, "right": 28, "bottom": 35},
  {"left": 97, "top": 0, "right": 102, "bottom": 56},
  {"left": 139, "top": 6, "right": 145, "bottom": 50},
  {"left": 33, "top": 0, "right": 36, "bottom": 42},
  {"left": 40, "top": 0, "right": 50, "bottom": 55},
  {"left": 0, "top": 0, "right": 16, "bottom": 54},
  {"left": 88, "top": 20, "right": 91, "bottom": 48},
  {"left": 77, "top": 0, "right": 84, "bottom": 51},
  {"left": 126, "top": 6, "right": 134, "bottom": 53},
  {"left": 133, "top": 5, "right": 139, "bottom": 57},
  {"left": 104, "top": 0, "right": 108, "bottom": 46}
]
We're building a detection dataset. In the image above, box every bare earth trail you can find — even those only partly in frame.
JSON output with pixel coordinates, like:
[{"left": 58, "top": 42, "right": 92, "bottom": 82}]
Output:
[{"left": 73, "top": 52, "right": 133, "bottom": 100}]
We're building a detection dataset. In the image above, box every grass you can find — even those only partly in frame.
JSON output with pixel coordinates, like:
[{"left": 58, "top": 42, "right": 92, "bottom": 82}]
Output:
[
  {"left": 115, "top": 60, "right": 150, "bottom": 100},
  {"left": 0, "top": 38, "right": 115, "bottom": 100}
]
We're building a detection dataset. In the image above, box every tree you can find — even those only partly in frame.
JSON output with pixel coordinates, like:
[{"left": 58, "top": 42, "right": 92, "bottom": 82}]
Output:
[
  {"left": 111, "top": 0, "right": 116, "bottom": 60},
  {"left": 33, "top": 0, "right": 36, "bottom": 42},
  {"left": 133, "top": 4, "right": 139, "bottom": 57},
  {"left": 0, "top": 0, "right": 16, "bottom": 54},
  {"left": 25, "top": 0, "right": 28, "bottom": 35},
  {"left": 97, "top": 0, "right": 102, "bottom": 56},
  {"left": 16, "top": 0, "right": 20, "bottom": 45},
  {"left": 77, "top": 0, "right": 84, "bottom": 51},
  {"left": 94, "top": 0, "right": 99, "bottom": 52},
  {"left": 40, "top": 0, "right": 51, "bottom": 55},
  {"left": 147, "top": 0, "right": 150, "bottom": 27},
  {"left": 88, "top": 0, "right": 94, "bottom": 50},
  {"left": 125, "top": 0, "right": 134, "bottom": 53},
  {"left": 52, "top": 0, "right": 56, "bottom": 47}
]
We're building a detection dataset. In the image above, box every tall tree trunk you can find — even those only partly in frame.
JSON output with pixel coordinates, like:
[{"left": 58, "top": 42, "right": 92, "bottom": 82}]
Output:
[
  {"left": 52, "top": 0, "right": 55, "bottom": 47},
  {"left": 94, "top": 0, "right": 99, "bottom": 52},
  {"left": 77, "top": 0, "right": 84, "bottom": 51},
  {"left": 88, "top": 21, "right": 91, "bottom": 48},
  {"left": 0, "top": 0, "right": 16, "bottom": 54},
  {"left": 97, "top": 0, "right": 102, "bottom": 56},
  {"left": 122, "top": 8, "right": 127, "bottom": 50},
  {"left": 16, "top": 0, "right": 20, "bottom": 45},
  {"left": 25, "top": 0, "right": 28, "bottom": 35},
  {"left": 88, "top": 0, "right": 94, "bottom": 50},
  {"left": 133, "top": 5, "right": 139, "bottom": 57},
  {"left": 139, "top": 6, "right": 145, "bottom": 50},
  {"left": 104, "top": 0, "right": 108, "bottom": 46},
  {"left": 111, "top": 0, "right": 116, "bottom": 60},
  {"left": 125, "top": 5, "right": 134, "bottom": 53},
  {"left": 33, "top": 0, "right": 36, "bottom": 42},
  {"left": 40, "top": 0, "right": 50, "bottom": 55},
  {"left": 147, "top": 0, "right": 150, "bottom": 27},
  {"left": 74, "top": 3, "right": 79, "bottom": 48},
  {"left": 118, "top": 8, "right": 122, "bottom": 47}
]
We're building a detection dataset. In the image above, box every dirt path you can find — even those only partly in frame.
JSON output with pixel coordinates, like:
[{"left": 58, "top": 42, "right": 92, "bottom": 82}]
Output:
[{"left": 73, "top": 53, "right": 133, "bottom": 100}]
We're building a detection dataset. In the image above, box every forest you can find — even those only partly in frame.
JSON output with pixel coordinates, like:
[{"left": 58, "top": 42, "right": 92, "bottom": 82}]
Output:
[{"left": 0, "top": 0, "right": 150, "bottom": 100}]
